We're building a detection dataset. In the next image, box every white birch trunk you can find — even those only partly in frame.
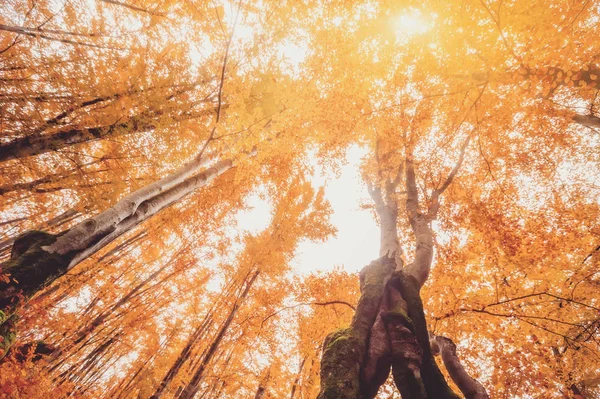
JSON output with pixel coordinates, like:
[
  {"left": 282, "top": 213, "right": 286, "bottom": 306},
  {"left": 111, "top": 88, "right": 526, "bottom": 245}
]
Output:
[{"left": 45, "top": 156, "right": 230, "bottom": 269}]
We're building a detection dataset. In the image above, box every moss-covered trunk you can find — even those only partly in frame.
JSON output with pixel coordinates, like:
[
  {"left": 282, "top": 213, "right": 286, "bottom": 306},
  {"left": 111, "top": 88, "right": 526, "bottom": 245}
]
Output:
[
  {"left": 0, "top": 156, "right": 234, "bottom": 357},
  {"left": 316, "top": 261, "right": 462, "bottom": 399},
  {"left": 0, "top": 231, "right": 73, "bottom": 315},
  {"left": 316, "top": 256, "right": 395, "bottom": 399},
  {"left": 0, "top": 230, "right": 73, "bottom": 357},
  {"left": 317, "top": 151, "right": 489, "bottom": 398}
]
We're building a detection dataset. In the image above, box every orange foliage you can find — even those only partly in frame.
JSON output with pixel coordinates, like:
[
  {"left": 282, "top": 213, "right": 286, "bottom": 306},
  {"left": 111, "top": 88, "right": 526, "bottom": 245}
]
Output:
[{"left": 0, "top": 0, "right": 599, "bottom": 397}]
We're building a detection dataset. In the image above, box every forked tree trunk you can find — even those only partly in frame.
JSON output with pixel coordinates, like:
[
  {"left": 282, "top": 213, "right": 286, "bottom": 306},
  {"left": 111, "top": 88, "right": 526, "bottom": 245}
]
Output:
[{"left": 317, "top": 155, "right": 488, "bottom": 399}]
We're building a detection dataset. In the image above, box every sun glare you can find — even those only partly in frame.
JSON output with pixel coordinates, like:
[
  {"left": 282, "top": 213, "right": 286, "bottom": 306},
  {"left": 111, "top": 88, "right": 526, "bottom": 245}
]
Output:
[{"left": 392, "top": 9, "right": 433, "bottom": 38}]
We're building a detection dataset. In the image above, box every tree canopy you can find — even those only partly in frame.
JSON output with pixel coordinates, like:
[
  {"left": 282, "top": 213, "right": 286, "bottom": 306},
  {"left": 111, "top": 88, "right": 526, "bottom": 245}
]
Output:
[{"left": 1, "top": 0, "right": 599, "bottom": 398}]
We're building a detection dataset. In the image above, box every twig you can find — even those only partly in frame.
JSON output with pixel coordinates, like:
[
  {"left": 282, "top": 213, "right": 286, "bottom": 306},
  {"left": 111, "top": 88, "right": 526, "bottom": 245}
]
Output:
[{"left": 260, "top": 301, "right": 356, "bottom": 327}]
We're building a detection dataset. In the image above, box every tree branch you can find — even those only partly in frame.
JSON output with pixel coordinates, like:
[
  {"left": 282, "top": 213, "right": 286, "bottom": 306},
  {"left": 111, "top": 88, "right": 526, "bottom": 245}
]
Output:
[
  {"left": 432, "top": 335, "right": 490, "bottom": 399},
  {"left": 428, "top": 136, "right": 471, "bottom": 219},
  {"left": 260, "top": 301, "right": 356, "bottom": 327}
]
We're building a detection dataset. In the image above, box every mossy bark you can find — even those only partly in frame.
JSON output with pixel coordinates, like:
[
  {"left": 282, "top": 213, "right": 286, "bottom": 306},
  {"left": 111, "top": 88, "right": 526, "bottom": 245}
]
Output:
[
  {"left": 0, "top": 230, "right": 73, "bottom": 357},
  {"left": 317, "top": 328, "right": 363, "bottom": 399},
  {"left": 317, "top": 257, "right": 395, "bottom": 399},
  {"left": 1, "top": 230, "right": 73, "bottom": 308},
  {"left": 390, "top": 271, "right": 461, "bottom": 399},
  {"left": 0, "top": 315, "right": 17, "bottom": 358},
  {"left": 317, "top": 258, "right": 464, "bottom": 399}
]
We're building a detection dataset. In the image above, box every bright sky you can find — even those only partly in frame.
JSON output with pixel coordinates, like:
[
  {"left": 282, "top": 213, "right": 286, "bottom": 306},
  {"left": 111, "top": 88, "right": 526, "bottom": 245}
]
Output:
[
  {"left": 292, "top": 145, "right": 380, "bottom": 274},
  {"left": 230, "top": 7, "right": 438, "bottom": 276},
  {"left": 229, "top": 7, "right": 438, "bottom": 275},
  {"left": 235, "top": 145, "right": 380, "bottom": 275}
]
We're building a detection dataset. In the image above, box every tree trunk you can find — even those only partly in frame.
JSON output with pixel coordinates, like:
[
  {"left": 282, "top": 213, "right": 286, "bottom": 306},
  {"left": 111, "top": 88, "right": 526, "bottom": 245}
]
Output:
[
  {"left": 317, "top": 157, "right": 488, "bottom": 399},
  {"left": 572, "top": 113, "right": 600, "bottom": 130},
  {"left": 0, "top": 154, "right": 233, "bottom": 356},
  {"left": 176, "top": 271, "right": 259, "bottom": 399},
  {"left": 289, "top": 357, "right": 306, "bottom": 399},
  {"left": 0, "top": 106, "right": 218, "bottom": 163},
  {"left": 0, "top": 116, "right": 155, "bottom": 163},
  {"left": 433, "top": 336, "right": 490, "bottom": 399}
]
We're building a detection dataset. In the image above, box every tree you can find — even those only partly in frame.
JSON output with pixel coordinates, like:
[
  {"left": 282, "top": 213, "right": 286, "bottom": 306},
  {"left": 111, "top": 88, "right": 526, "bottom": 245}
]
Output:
[{"left": 1, "top": 0, "right": 600, "bottom": 398}]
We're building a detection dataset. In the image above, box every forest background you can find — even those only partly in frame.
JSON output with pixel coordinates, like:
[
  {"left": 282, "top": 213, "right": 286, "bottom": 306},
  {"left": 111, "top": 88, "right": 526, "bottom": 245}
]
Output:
[{"left": 0, "top": 0, "right": 599, "bottom": 398}]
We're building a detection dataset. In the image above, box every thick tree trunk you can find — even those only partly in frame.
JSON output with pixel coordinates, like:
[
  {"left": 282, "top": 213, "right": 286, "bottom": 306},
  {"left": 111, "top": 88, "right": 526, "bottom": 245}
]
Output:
[
  {"left": 317, "top": 156, "right": 487, "bottom": 399},
  {"left": 317, "top": 256, "right": 396, "bottom": 399},
  {"left": 0, "top": 208, "right": 79, "bottom": 260},
  {"left": 0, "top": 154, "right": 233, "bottom": 355}
]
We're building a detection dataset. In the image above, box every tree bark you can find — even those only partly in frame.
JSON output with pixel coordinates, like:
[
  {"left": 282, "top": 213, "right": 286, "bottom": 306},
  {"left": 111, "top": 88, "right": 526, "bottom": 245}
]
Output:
[
  {"left": 0, "top": 116, "right": 155, "bottom": 163},
  {"left": 433, "top": 336, "right": 490, "bottom": 399},
  {"left": 0, "top": 154, "right": 233, "bottom": 356},
  {"left": 572, "top": 114, "right": 600, "bottom": 130},
  {"left": 289, "top": 357, "right": 306, "bottom": 399},
  {"left": 317, "top": 155, "right": 488, "bottom": 398},
  {"left": 0, "top": 106, "right": 218, "bottom": 163},
  {"left": 177, "top": 271, "right": 260, "bottom": 399}
]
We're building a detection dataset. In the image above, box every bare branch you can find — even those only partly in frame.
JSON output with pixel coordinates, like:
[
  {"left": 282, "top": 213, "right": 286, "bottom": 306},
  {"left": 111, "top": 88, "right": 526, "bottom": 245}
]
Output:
[
  {"left": 427, "top": 136, "right": 470, "bottom": 219},
  {"left": 405, "top": 153, "right": 419, "bottom": 217},
  {"left": 391, "top": 161, "right": 405, "bottom": 190},
  {"left": 0, "top": 24, "right": 106, "bottom": 37},
  {"left": 439, "top": 136, "right": 471, "bottom": 195},
  {"left": 197, "top": 0, "right": 243, "bottom": 158},
  {"left": 260, "top": 301, "right": 356, "bottom": 327},
  {"left": 366, "top": 178, "right": 385, "bottom": 210},
  {"left": 0, "top": 24, "right": 121, "bottom": 50},
  {"left": 99, "top": 0, "right": 166, "bottom": 16}
]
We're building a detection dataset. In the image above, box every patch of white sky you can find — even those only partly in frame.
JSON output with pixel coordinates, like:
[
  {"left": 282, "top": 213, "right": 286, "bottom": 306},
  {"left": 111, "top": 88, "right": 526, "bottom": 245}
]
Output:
[
  {"left": 191, "top": 2, "right": 444, "bottom": 279},
  {"left": 391, "top": 8, "right": 436, "bottom": 42},
  {"left": 234, "top": 145, "right": 380, "bottom": 276}
]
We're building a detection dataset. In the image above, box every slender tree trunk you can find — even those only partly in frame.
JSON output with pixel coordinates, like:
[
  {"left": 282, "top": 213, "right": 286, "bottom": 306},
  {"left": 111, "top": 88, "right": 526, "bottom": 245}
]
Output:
[
  {"left": 177, "top": 271, "right": 260, "bottom": 399},
  {"left": 0, "top": 116, "right": 155, "bottom": 163},
  {"left": 50, "top": 257, "right": 178, "bottom": 366},
  {"left": 432, "top": 336, "right": 490, "bottom": 399},
  {"left": 0, "top": 106, "right": 218, "bottom": 163},
  {"left": 149, "top": 314, "right": 215, "bottom": 398},
  {"left": 289, "top": 357, "right": 306, "bottom": 399},
  {"left": 149, "top": 277, "right": 242, "bottom": 399},
  {"left": 572, "top": 113, "right": 600, "bottom": 129}
]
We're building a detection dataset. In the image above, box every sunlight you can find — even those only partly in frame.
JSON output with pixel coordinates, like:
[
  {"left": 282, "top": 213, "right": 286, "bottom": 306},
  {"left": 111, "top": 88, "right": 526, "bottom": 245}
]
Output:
[{"left": 392, "top": 9, "right": 433, "bottom": 38}]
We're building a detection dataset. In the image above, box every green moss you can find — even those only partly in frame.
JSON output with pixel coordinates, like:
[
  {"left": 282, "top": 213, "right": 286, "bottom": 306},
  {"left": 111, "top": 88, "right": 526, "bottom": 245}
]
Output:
[
  {"left": 383, "top": 305, "right": 414, "bottom": 333},
  {"left": 10, "top": 230, "right": 56, "bottom": 260},
  {"left": 0, "top": 315, "right": 17, "bottom": 358},
  {"left": 360, "top": 257, "right": 395, "bottom": 292},
  {"left": 352, "top": 257, "right": 396, "bottom": 343},
  {"left": 1, "top": 229, "right": 72, "bottom": 358},
  {"left": 317, "top": 328, "right": 363, "bottom": 399}
]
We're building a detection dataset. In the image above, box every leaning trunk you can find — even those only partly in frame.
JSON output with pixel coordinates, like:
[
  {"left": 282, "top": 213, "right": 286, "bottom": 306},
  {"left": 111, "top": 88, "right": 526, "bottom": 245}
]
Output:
[{"left": 0, "top": 155, "right": 233, "bottom": 355}]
